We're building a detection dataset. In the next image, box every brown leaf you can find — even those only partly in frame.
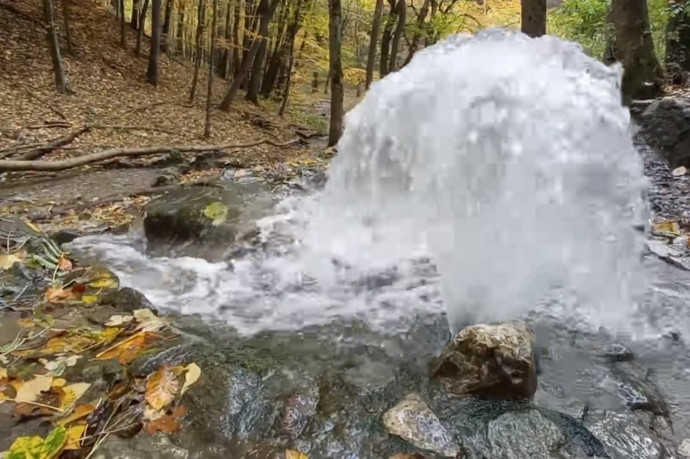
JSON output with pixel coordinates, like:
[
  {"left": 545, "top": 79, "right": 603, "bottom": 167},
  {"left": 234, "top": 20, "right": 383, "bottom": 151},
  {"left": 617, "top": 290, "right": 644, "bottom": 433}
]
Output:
[
  {"left": 14, "top": 375, "right": 53, "bottom": 403},
  {"left": 95, "top": 331, "right": 161, "bottom": 364},
  {"left": 45, "top": 286, "right": 78, "bottom": 304},
  {"left": 57, "top": 257, "right": 73, "bottom": 271},
  {"left": 145, "top": 366, "right": 179, "bottom": 411},
  {"left": 143, "top": 405, "right": 187, "bottom": 434},
  {"left": 57, "top": 403, "right": 95, "bottom": 426},
  {"left": 286, "top": 450, "right": 309, "bottom": 459}
]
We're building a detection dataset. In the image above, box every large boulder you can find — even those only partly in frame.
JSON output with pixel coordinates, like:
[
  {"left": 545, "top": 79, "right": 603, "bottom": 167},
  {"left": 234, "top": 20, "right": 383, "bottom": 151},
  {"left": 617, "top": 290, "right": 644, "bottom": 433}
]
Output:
[
  {"left": 431, "top": 321, "right": 538, "bottom": 400},
  {"left": 638, "top": 96, "right": 690, "bottom": 167},
  {"left": 142, "top": 183, "right": 274, "bottom": 261}
]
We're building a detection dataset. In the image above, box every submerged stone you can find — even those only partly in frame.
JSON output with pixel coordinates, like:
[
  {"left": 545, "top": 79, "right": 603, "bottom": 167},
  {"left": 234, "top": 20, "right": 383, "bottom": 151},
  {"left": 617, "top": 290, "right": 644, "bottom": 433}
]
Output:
[
  {"left": 383, "top": 393, "right": 460, "bottom": 457},
  {"left": 486, "top": 410, "right": 566, "bottom": 457},
  {"left": 431, "top": 321, "right": 537, "bottom": 400},
  {"left": 588, "top": 411, "right": 670, "bottom": 459}
]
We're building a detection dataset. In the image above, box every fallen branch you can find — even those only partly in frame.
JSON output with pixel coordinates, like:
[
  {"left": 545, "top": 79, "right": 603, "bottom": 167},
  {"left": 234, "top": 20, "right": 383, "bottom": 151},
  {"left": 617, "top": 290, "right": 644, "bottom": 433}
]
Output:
[
  {"left": 16, "top": 126, "right": 90, "bottom": 161},
  {"left": 90, "top": 124, "right": 179, "bottom": 135},
  {"left": 0, "top": 138, "right": 302, "bottom": 172},
  {"left": 27, "top": 121, "right": 73, "bottom": 129}
]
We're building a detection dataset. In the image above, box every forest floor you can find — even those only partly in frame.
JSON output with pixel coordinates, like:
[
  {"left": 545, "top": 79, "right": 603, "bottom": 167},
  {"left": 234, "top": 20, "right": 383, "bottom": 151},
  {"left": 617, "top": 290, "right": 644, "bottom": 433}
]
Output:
[{"left": 0, "top": 0, "right": 350, "bottom": 235}]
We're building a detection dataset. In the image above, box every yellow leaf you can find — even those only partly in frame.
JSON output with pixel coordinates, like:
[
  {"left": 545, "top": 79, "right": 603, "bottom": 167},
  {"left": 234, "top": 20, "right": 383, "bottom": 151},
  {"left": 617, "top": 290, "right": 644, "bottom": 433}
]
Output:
[
  {"left": 52, "top": 378, "right": 66, "bottom": 387},
  {"left": 40, "top": 334, "right": 95, "bottom": 355},
  {"left": 203, "top": 201, "right": 228, "bottom": 226},
  {"left": 96, "top": 331, "right": 160, "bottom": 364},
  {"left": 64, "top": 423, "right": 86, "bottom": 450},
  {"left": 133, "top": 308, "right": 166, "bottom": 332},
  {"left": 0, "top": 251, "right": 25, "bottom": 270},
  {"left": 6, "top": 435, "right": 45, "bottom": 459},
  {"left": 81, "top": 295, "right": 99, "bottom": 305},
  {"left": 0, "top": 367, "right": 7, "bottom": 379},
  {"left": 286, "top": 450, "right": 308, "bottom": 459},
  {"left": 145, "top": 366, "right": 179, "bottom": 411},
  {"left": 45, "top": 287, "right": 77, "bottom": 304},
  {"left": 14, "top": 375, "right": 53, "bottom": 403},
  {"left": 180, "top": 363, "right": 201, "bottom": 395},
  {"left": 653, "top": 220, "right": 681, "bottom": 235},
  {"left": 62, "top": 383, "right": 90, "bottom": 409},
  {"left": 88, "top": 278, "right": 117, "bottom": 289},
  {"left": 57, "top": 403, "right": 95, "bottom": 426}
]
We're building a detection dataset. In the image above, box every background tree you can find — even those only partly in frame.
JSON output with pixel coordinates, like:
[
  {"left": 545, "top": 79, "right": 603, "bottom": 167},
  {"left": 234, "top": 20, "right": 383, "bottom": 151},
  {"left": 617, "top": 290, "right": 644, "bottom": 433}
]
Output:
[
  {"left": 666, "top": 0, "right": 690, "bottom": 83},
  {"left": 42, "top": 0, "right": 70, "bottom": 93},
  {"left": 205, "top": 0, "right": 219, "bottom": 138},
  {"left": 328, "top": 0, "right": 344, "bottom": 146},
  {"left": 521, "top": 0, "right": 546, "bottom": 37},
  {"left": 147, "top": 0, "right": 163, "bottom": 85},
  {"left": 365, "top": 0, "right": 383, "bottom": 88}
]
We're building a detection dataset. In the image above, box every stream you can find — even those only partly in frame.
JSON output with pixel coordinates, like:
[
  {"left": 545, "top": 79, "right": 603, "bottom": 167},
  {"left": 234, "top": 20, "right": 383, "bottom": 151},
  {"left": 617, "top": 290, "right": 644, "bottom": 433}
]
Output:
[{"left": 65, "top": 30, "right": 690, "bottom": 458}]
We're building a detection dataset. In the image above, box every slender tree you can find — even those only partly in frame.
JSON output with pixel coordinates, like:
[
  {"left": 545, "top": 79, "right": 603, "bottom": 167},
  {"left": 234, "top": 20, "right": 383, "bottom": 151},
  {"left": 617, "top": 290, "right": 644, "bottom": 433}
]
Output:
[
  {"left": 611, "top": 0, "right": 663, "bottom": 100},
  {"left": 231, "top": 0, "right": 242, "bottom": 77},
  {"left": 380, "top": 0, "right": 396, "bottom": 78},
  {"left": 61, "top": 0, "right": 74, "bottom": 55},
  {"left": 666, "top": 0, "right": 690, "bottom": 84},
  {"left": 42, "top": 0, "right": 70, "bottom": 94},
  {"left": 147, "top": 0, "right": 162, "bottom": 85},
  {"left": 365, "top": 0, "right": 383, "bottom": 88},
  {"left": 403, "top": 0, "right": 430, "bottom": 66},
  {"left": 119, "top": 0, "right": 126, "bottom": 47},
  {"left": 521, "top": 0, "right": 546, "bottom": 38},
  {"left": 388, "top": 0, "right": 405, "bottom": 72},
  {"left": 205, "top": 0, "right": 219, "bottom": 138},
  {"left": 131, "top": 0, "right": 140, "bottom": 29},
  {"left": 327, "top": 0, "right": 344, "bottom": 146},
  {"left": 161, "top": 0, "right": 174, "bottom": 52},
  {"left": 135, "top": 0, "right": 150, "bottom": 56},
  {"left": 189, "top": 0, "right": 206, "bottom": 102}
]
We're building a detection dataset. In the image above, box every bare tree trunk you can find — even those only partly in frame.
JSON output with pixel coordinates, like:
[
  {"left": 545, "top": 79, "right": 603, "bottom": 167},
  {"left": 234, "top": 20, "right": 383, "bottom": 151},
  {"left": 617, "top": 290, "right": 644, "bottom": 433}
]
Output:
[
  {"left": 220, "top": 0, "right": 233, "bottom": 78},
  {"left": 60, "top": 0, "right": 74, "bottom": 55},
  {"left": 603, "top": 7, "right": 617, "bottom": 65},
  {"left": 147, "top": 0, "right": 162, "bottom": 85},
  {"left": 388, "top": 0, "right": 405, "bottom": 72},
  {"left": 365, "top": 0, "right": 383, "bottom": 89},
  {"left": 403, "top": 0, "right": 429, "bottom": 66},
  {"left": 219, "top": 0, "right": 280, "bottom": 110},
  {"left": 327, "top": 0, "right": 343, "bottom": 146},
  {"left": 119, "top": 0, "right": 126, "bottom": 47},
  {"left": 521, "top": 0, "right": 546, "bottom": 38},
  {"left": 611, "top": 0, "right": 663, "bottom": 101},
  {"left": 666, "top": 0, "right": 690, "bottom": 84},
  {"left": 131, "top": 0, "right": 140, "bottom": 29},
  {"left": 42, "top": 0, "right": 70, "bottom": 94},
  {"left": 189, "top": 0, "right": 206, "bottom": 102},
  {"left": 379, "top": 0, "right": 396, "bottom": 78},
  {"left": 231, "top": 0, "right": 242, "bottom": 78},
  {"left": 246, "top": 30, "right": 269, "bottom": 102},
  {"left": 136, "top": 0, "right": 150, "bottom": 56},
  {"left": 176, "top": 4, "right": 185, "bottom": 54},
  {"left": 161, "top": 0, "right": 174, "bottom": 53},
  {"left": 278, "top": 33, "right": 295, "bottom": 117},
  {"left": 205, "top": 0, "right": 218, "bottom": 139}
]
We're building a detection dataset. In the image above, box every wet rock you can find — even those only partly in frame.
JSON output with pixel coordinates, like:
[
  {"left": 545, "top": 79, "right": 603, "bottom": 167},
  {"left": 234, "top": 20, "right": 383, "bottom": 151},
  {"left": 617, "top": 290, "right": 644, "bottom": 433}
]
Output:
[
  {"left": 383, "top": 393, "right": 460, "bottom": 457},
  {"left": 609, "top": 361, "right": 668, "bottom": 416},
  {"left": 597, "top": 343, "right": 635, "bottom": 363},
  {"left": 100, "top": 287, "right": 156, "bottom": 314},
  {"left": 679, "top": 439, "right": 690, "bottom": 457},
  {"left": 587, "top": 411, "right": 670, "bottom": 459},
  {"left": 281, "top": 386, "right": 319, "bottom": 439},
  {"left": 142, "top": 183, "right": 274, "bottom": 261},
  {"left": 51, "top": 228, "right": 83, "bottom": 245},
  {"left": 639, "top": 96, "right": 690, "bottom": 167},
  {"left": 92, "top": 432, "right": 189, "bottom": 459},
  {"left": 486, "top": 410, "right": 565, "bottom": 458},
  {"left": 431, "top": 321, "right": 537, "bottom": 400}
]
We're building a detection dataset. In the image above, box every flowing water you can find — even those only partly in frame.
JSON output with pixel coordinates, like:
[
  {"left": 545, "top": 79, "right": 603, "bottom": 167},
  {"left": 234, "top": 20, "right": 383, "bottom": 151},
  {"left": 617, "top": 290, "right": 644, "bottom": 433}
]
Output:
[{"left": 68, "top": 30, "right": 690, "bottom": 442}]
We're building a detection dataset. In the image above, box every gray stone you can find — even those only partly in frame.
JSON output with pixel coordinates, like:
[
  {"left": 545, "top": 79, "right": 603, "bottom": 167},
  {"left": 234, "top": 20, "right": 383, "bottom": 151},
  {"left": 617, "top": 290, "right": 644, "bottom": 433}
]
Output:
[
  {"left": 431, "top": 321, "right": 538, "bottom": 400},
  {"left": 639, "top": 96, "right": 690, "bottom": 167},
  {"left": 487, "top": 410, "right": 566, "bottom": 458},
  {"left": 93, "top": 433, "right": 189, "bottom": 459},
  {"left": 679, "top": 439, "right": 690, "bottom": 457},
  {"left": 588, "top": 412, "right": 669, "bottom": 459},
  {"left": 383, "top": 393, "right": 460, "bottom": 457}
]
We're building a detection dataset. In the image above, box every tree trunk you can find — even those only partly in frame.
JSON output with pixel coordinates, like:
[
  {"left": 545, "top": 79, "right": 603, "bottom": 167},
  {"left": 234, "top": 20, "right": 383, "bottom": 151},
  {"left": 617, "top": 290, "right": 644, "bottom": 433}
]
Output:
[
  {"left": 231, "top": 0, "right": 242, "bottom": 78},
  {"left": 327, "top": 0, "right": 343, "bottom": 146},
  {"left": 278, "top": 28, "right": 296, "bottom": 117},
  {"left": 42, "top": 0, "right": 70, "bottom": 94},
  {"left": 135, "top": 0, "right": 150, "bottom": 56},
  {"left": 611, "top": 0, "right": 663, "bottom": 101},
  {"left": 161, "top": 0, "right": 173, "bottom": 53},
  {"left": 246, "top": 30, "right": 269, "bottom": 102},
  {"left": 220, "top": 0, "right": 233, "bottom": 78},
  {"left": 365, "top": 0, "right": 383, "bottom": 89},
  {"left": 189, "top": 0, "right": 206, "bottom": 102},
  {"left": 403, "top": 0, "right": 429, "bottom": 66},
  {"left": 379, "top": 0, "right": 396, "bottom": 78},
  {"left": 388, "top": 0, "right": 405, "bottom": 72},
  {"left": 61, "top": 0, "right": 74, "bottom": 55},
  {"left": 220, "top": 0, "right": 280, "bottom": 110},
  {"left": 603, "top": 7, "right": 617, "bottom": 65},
  {"left": 240, "top": 0, "right": 257, "bottom": 75},
  {"left": 131, "top": 0, "right": 140, "bottom": 29},
  {"left": 205, "top": 0, "right": 219, "bottom": 138},
  {"left": 176, "top": 5, "right": 185, "bottom": 54},
  {"left": 119, "top": 0, "right": 126, "bottom": 47},
  {"left": 666, "top": 0, "right": 690, "bottom": 84},
  {"left": 147, "top": 0, "right": 162, "bottom": 85},
  {"left": 521, "top": 0, "right": 546, "bottom": 38}
]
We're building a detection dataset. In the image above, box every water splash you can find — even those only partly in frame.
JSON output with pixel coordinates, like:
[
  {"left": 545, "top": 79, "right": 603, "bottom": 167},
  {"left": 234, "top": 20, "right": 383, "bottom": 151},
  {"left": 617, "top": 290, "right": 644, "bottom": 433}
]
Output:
[{"left": 70, "top": 29, "right": 650, "bottom": 335}]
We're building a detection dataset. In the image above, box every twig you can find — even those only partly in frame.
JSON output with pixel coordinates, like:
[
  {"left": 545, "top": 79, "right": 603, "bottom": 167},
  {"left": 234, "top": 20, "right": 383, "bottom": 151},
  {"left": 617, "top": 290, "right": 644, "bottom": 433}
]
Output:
[
  {"left": 5, "top": 399, "right": 64, "bottom": 413},
  {"left": 89, "top": 124, "right": 179, "bottom": 135},
  {"left": 120, "top": 101, "right": 167, "bottom": 117},
  {"left": 26, "top": 122, "right": 73, "bottom": 129},
  {"left": 0, "top": 138, "right": 303, "bottom": 171},
  {"left": 15, "top": 126, "right": 90, "bottom": 161}
]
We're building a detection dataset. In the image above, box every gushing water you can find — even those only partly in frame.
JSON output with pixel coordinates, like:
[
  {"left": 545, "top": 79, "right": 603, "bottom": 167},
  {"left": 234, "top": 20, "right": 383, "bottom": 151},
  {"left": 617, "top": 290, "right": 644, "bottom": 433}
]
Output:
[{"left": 70, "top": 30, "right": 650, "bottom": 335}]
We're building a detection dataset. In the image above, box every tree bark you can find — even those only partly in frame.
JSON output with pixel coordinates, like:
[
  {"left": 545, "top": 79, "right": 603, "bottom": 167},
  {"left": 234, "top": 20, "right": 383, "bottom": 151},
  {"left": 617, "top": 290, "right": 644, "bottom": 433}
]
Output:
[
  {"left": 176, "top": 4, "right": 185, "bottom": 55},
  {"left": 220, "top": 0, "right": 233, "bottom": 78},
  {"left": 161, "top": 0, "right": 173, "bottom": 53},
  {"left": 388, "top": 0, "right": 405, "bottom": 72},
  {"left": 119, "top": 0, "right": 126, "bottom": 47},
  {"left": 603, "top": 7, "right": 617, "bottom": 65},
  {"left": 365, "top": 0, "right": 383, "bottom": 89},
  {"left": 42, "top": 0, "right": 70, "bottom": 94},
  {"left": 379, "top": 0, "right": 396, "bottom": 78},
  {"left": 189, "top": 0, "right": 206, "bottom": 102},
  {"left": 521, "top": 0, "right": 546, "bottom": 38},
  {"left": 205, "top": 0, "right": 218, "bottom": 139},
  {"left": 219, "top": 0, "right": 280, "bottom": 110},
  {"left": 403, "top": 0, "right": 429, "bottom": 66},
  {"left": 327, "top": 0, "right": 343, "bottom": 146},
  {"left": 231, "top": 0, "right": 242, "bottom": 78},
  {"left": 131, "top": 0, "right": 140, "bottom": 29},
  {"left": 666, "top": 0, "right": 690, "bottom": 84},
  {"left": 611, "top": 0, "right": 663, "bottom": 101},
  {"left": 147, "top": 0, "right": 162, "bottom": 85},
  {"left": 61, "top": 0, "right": 74, "bottom": 56},
  {"left": 135, "top": 0, "right": 150, "bottom": 56},
  {"left": 246, "top": 28, "right": 269, "bottom": 102}
]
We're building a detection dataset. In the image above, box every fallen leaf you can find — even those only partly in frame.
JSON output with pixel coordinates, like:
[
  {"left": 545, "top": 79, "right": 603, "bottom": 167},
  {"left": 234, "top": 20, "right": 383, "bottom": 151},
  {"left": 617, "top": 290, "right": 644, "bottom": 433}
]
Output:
[
  {"left": 180, "top": 363, "right": 201, "bottom": 395},
  {"left": 0, "top": 367, "right": 7, "bottom": 379},
  {"left": 14, "top": 375, "right": 53, "bottom": 403},
  {"left": 42, "top": 425, "right": 67, "bottom": 457},
  {"left": 59, "top": 383, "right": 91, "bottom": 411},
  {"left": 64, "top": 422, "right": 86, "bottom": 450},
  {"left": 203, "top": 201, "right": 228, "bottom": 226},
  {"left": 57, "top": 257, "right": 73, "bottom": 271},
  {"left": 57, "top": 403, "right": 95, "bottom": 426},
  {"left": 52, "top": 378, "right": 66, "bottom": 387},
  {"left": 653, "top": 220, "right": 681, "bottom": 235},
  {"left": 105, "top": 314, "right": 133, "bottom": 327},
  {"left": 144, "top": 405, "right": 187, "bottom": 434},
  {"left": 96, "top": 331, "right": 161, "bottom": 364},
  {"left": 81, "top": 295, "right": 99, "bottom": 305},
  {"left": 145, "top": 366, "right": 179, "bottom": 411},
  {"left": 88, "top": 278, "right": 117, "bottom": 289},
  {"left": 285, "top": 450, "right": 308, "bottom": 459},
  {"left": 45, "top": 287, "right": 77, "bottom": 303},
  {"left": 133, "top": 308, "right": 166, "bottom": 331},
  {"left": 0, "top": 250, "right": 25, "bottom": 270},
  {"left": 6, "top": 425, "right": 67, "bottom": 459},
  {"left": 40, "top": 334, "right": 95, "bottom": 355},
  {"left": 673, "top": 166, "right": 687, "bottom": 177}
]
